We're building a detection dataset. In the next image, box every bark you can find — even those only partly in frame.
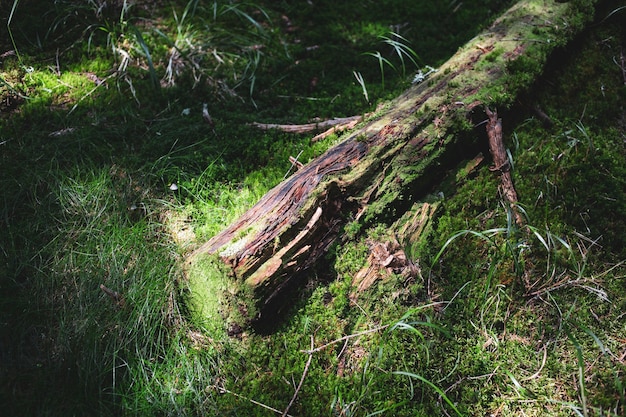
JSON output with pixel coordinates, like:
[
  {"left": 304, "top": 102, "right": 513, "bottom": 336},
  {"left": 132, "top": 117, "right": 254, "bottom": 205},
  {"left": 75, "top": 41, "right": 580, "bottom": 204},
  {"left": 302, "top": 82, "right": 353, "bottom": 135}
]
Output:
[{"left": 187, "top": 0, "right": 598, "bottom": 321}]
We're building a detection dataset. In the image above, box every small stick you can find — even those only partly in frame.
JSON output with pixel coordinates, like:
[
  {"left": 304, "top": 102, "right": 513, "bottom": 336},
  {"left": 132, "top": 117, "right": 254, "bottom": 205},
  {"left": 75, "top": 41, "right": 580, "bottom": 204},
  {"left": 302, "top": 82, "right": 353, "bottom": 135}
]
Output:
[
  {"left": 99, "top": 283, "right": 125, "bottom": 308},
  {"left": 311, "top": 117, "right": 361, "bottom": 142},
  {"left": 288, "top": 156, "right": 304, "bottom": 169},
  {"left": 302, "top": 324, "right": 390, "bottom": 354},
  {"left": 282, "top": 336, "right": 314, "bottom": 417},
  {"left": 216, "top": 385, "right": 293, "bottom": 417},
  {"left": 283, "top": 150, "right": 304, "bottom": 179},
  {"left": 532, "top": 104, "right": 553, "bottom": 128}
]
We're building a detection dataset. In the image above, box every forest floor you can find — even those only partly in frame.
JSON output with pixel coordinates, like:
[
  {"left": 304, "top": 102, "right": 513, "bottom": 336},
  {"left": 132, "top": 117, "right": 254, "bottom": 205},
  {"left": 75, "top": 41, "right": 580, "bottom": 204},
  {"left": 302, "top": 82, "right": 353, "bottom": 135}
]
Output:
[{"left": 1, "top": 1, "right": 625, "bottom": 416}]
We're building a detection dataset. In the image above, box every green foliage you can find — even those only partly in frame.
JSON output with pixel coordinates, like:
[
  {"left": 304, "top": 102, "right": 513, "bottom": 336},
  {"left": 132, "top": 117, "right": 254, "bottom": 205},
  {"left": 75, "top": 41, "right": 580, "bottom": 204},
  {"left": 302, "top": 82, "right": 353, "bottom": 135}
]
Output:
[{"left": 365, "top": 31, "right": 422, "bottom": 90}]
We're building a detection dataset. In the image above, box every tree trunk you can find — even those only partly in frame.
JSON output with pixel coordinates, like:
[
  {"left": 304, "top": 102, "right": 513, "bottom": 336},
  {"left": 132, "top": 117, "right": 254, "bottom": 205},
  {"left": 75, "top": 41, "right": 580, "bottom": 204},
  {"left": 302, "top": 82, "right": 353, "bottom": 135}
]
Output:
[{"left": 186, "top": 0, "right": 597, "bottom": 324}]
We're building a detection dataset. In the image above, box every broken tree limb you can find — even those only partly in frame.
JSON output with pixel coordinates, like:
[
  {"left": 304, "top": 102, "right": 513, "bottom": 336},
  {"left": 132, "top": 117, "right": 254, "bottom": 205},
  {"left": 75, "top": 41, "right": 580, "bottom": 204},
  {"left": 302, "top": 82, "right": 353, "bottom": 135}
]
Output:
[
  {"left": 187, "top": 0, "right": 599, "bottom": 324},
  {"left": 311, "top": 117, "right": 362, "bottom": 142},
  {"left": 485, "top": 107, "right": 525, "bottom": 226},
  {"left": 250, "top": 115, "right": 363, "bottom": 135}
]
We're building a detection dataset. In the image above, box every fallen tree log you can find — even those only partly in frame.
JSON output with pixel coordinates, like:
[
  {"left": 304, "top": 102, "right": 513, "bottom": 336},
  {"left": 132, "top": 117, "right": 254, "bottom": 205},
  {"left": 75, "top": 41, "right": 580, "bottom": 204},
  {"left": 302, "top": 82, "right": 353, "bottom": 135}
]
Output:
[{"left": 186, "top": 0, "right": 598, "bottom": 326}]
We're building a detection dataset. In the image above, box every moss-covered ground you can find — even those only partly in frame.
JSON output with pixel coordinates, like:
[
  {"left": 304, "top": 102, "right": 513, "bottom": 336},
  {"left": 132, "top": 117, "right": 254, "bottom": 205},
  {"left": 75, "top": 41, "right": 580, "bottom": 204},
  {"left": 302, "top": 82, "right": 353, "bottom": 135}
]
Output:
[{"left": 1, "top": 1, "right": 624, "bottom": 416}]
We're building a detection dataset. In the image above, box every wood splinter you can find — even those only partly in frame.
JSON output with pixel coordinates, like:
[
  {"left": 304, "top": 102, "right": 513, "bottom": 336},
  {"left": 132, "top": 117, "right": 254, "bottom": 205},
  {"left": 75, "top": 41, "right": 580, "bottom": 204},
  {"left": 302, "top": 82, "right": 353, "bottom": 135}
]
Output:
[
  {"left": 288, "top": 155, "right": 304, "bottom": 170},
  {"left": 485, "top": 107, "right": 524, "bottom": 226}
]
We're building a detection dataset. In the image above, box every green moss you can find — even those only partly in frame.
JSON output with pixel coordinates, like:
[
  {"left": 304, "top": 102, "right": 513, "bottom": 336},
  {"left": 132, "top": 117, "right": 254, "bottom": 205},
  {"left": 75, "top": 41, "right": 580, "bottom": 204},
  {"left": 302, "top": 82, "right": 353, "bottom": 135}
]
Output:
[
  {"left": 333, "top": 237, "right": 370, "bottom": 278},
  {"left": 485, "top": 46, "right": 505, "bottom": 63},
  {"left": 186, "top": 255, "right": 239, "bottom": 336}
]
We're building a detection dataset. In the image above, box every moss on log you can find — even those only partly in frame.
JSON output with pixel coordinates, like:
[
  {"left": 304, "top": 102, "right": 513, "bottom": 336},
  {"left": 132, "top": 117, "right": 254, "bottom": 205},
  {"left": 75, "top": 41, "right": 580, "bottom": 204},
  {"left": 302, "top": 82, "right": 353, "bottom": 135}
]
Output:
[{"left": 186, "top": 0, "right": 598, "bottom": 327}]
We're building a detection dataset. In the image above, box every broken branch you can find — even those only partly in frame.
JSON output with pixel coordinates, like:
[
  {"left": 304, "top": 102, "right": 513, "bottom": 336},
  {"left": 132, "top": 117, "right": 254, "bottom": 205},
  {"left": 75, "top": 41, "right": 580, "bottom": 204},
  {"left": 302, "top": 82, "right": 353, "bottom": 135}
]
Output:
[
  {"left": 250, "top": 115, "right": 362, "bottom": 137},
  {"left": 485, "top": 107, "right": 524, "bottom": 226}
]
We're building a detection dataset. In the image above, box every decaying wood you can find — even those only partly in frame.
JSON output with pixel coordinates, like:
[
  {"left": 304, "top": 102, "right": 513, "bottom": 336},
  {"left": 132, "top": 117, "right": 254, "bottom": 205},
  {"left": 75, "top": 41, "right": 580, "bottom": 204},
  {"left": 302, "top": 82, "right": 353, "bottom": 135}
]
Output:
[
  {"left": 351, "top": 202, "right": 435, "bottom": 296},
  {"left": 187, "top": 0, "right": 597, "bottom": 321},
  {"left": 485, "top": 107, "right": 524, "bottom": 226}
]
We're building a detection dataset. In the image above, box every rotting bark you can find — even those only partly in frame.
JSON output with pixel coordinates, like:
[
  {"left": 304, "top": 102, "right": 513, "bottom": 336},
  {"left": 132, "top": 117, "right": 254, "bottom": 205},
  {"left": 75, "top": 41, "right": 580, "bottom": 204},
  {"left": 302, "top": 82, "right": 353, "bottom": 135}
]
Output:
[{"left": 187, "top": 0, "right": 598, "bottom": 323}]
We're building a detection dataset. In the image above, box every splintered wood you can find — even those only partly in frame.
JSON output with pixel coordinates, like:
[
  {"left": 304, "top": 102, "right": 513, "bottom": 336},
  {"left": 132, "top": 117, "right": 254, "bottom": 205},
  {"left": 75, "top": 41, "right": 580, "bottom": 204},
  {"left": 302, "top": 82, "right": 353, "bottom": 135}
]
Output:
[{"left": 351, "top": 238, "right": 417, "bottom": 294}]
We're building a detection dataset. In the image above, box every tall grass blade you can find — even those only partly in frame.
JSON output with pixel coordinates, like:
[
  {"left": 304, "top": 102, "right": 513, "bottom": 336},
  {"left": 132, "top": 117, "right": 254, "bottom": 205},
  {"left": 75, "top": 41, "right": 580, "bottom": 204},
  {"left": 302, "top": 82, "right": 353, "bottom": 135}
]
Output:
[
  {"left": 7, "top": 0, "right": 22, "bottom": 63},
  {"left": 131, "top": 24, "right": 160, "bottom": 90},
  {"left": 353, "top": 71, "right": 369, "bottom": 103},
  {"left": 578, "top": 322, "right": 626, "bottom": 410},
  {"left": 391, "top": 304, "right": 451, "bottom": 339},
  {"left": 381, "top": 32, "right": 420, "bottom": 77},
  {"left": 564, "top": 325, "right": 588, "bottom": 417},
  {"left": 365, "top": 51, "right": 395, "bottom": 90},
  {"left": 181, "top": 0, "right": 199, "bottom": 22},
  {"left": 223, "top": 4, "right": 268, "bottom": 35},
  {"left": 505, "top": 370, "right": 537, "bottom": 399},
  {"left": 431, "top": 228, "right": 505, "bottom": 267},
  {"left": 599, "top": 6, "right": 626, "bottom": 25},
  {"left": 393, "top": 371, "right": 463, "bottom": 416}
]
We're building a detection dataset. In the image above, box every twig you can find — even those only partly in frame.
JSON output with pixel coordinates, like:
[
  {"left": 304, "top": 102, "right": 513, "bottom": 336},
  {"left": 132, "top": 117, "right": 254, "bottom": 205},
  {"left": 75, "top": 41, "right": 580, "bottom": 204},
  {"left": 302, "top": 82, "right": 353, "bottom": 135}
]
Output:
[
  {"left": 283, "top": 150, "right": 304, "bottom": 179},
  {"left": 302, "top": 324, "right": 390, "bottom": 354},
  {"left": 99, "top": 283, "right": 125, "bottom": 308},
  {"left": 527, "top": 276, "right": 607, "bottom": 299},
  {"left": 531, "top": 104, "right": 553, "bottom": 127},
  {"left": 282, "top": 336, "right": 314, "bottom": 417},
  {"left": 216, "top": 385, "right": 294, "bottom": 417}
]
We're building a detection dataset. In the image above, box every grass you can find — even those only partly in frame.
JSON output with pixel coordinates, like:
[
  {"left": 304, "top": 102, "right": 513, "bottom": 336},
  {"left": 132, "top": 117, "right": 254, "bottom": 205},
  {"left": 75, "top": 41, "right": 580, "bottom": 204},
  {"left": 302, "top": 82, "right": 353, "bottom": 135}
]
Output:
[
  {"left": 365, "top": 31, "right": 421, "bottom": 89},
  {"left": 2, "top": 0, "right": 626, "bottom": 416}
]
